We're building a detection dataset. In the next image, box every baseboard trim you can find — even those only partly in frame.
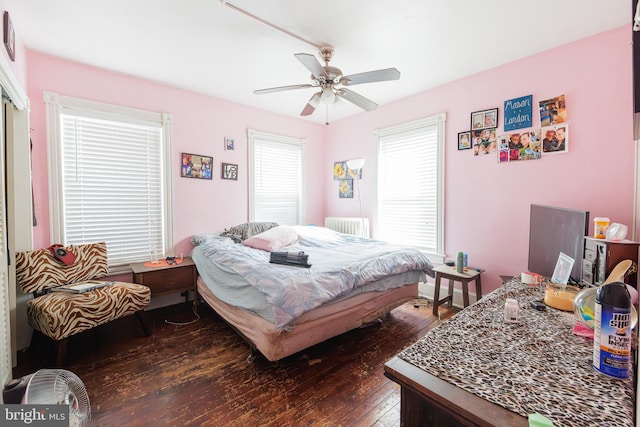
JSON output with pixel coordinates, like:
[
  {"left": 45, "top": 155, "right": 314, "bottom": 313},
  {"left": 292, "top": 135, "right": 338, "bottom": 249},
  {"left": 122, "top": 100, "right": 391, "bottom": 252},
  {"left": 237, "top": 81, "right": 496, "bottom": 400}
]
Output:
[{"left": 418, "top": 281, "right": 479, "bottom": 309}]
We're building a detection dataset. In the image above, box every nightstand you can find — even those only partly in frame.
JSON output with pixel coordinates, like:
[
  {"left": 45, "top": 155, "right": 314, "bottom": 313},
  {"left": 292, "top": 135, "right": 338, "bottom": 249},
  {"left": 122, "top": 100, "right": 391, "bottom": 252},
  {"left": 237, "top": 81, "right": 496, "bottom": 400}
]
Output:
[
  {"left": 432, "top": 264, "right": 484, "bottom": 315},
  {"left": 130, "top": 257, "right": 197, "bottom": 310}
]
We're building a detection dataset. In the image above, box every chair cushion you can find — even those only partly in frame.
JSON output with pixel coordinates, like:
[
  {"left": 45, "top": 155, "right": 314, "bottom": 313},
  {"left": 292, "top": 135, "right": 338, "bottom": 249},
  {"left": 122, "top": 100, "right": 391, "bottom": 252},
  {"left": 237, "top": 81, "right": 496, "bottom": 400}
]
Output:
[
  {"left": 27, "top": 282, "right": 151, "bottom": 341},
  {"left": 16, "top": 242, "right": 109, "bottom": 294}
]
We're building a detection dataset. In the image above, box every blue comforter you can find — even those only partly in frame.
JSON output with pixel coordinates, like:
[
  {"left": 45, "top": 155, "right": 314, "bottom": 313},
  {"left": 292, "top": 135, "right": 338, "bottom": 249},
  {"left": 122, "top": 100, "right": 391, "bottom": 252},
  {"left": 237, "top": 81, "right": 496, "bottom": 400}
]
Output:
[{"left": 192, "top": 226, "right": 433, "bottom": 329}]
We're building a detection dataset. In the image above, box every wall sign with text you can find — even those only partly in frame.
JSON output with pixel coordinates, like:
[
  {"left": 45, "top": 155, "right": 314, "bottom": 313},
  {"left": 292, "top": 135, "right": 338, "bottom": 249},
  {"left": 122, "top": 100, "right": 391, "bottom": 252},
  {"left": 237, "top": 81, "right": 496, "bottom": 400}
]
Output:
[{"left": 504, "top": 95, "right": 532, "bottom": 131}]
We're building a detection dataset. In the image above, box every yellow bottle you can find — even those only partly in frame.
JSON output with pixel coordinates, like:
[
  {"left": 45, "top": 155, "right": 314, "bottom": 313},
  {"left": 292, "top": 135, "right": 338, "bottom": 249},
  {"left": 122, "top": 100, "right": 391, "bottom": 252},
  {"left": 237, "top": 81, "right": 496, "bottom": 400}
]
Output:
[{"left": 593, "top": 217, "right": 610, "bottom": 239}]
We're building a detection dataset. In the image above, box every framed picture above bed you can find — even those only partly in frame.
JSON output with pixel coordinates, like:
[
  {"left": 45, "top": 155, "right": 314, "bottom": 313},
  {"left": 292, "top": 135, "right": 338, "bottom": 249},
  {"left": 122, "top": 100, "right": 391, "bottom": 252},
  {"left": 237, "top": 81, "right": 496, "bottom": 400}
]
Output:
[
  {"left": 339, "top": 179, "right": 353, "bottom": 198},
  {"left": 224, "top": 136, "right": 235, "bottom": 151},
  {"left": 333, "top": 161, "right": 347, "bottom": 180},
  {"left": 221, "top": 163, "right": 238, "bottom": 180},
  {"left": 181, "top": 153, "right": 212, "bottom": 180}
]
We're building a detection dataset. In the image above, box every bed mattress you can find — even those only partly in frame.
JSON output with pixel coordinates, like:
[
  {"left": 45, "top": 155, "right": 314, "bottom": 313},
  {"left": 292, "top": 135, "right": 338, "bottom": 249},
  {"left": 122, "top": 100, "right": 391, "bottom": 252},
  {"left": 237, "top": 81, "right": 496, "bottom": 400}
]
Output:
[
  {"left": 191, "top": 225, "right": 431, "bottom": 330},
  {"left": 191, "top": 224, "right": 431, "bottom": 360},
  {"left": 198, "top": 276, "right": 419, "bottom": 361}
]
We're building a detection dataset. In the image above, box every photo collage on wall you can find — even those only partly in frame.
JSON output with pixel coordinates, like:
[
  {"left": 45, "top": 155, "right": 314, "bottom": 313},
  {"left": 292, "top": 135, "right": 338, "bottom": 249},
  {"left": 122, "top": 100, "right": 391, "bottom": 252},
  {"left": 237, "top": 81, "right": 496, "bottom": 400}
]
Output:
[
  {"left": 498, "top": 130, "right": 542, "bottom": 163},
  {"left": 466, "top": 108, "right": 498, "bottom": 156},
  {"left": 333, "top": 161, "right": 362, "bottom": 198},
  {"left": 180, "top": 136, "right": 240, "bottom": 182},
  {"left": 499, "top": 94, "right": 538, "bottom": 163},
  {"left": 460, "top": 94, "right": 568, "bottom": 163},
  {"left": 539, "top": 95, "right": 568, "bottom": 155}
]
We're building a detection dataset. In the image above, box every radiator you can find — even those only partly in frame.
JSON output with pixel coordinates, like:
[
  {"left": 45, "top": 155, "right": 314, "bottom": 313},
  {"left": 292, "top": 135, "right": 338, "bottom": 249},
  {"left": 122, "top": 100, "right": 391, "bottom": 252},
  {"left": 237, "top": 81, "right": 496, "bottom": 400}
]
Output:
[{"left": 324, "top": 217, "right": 370, "bottom": 238}]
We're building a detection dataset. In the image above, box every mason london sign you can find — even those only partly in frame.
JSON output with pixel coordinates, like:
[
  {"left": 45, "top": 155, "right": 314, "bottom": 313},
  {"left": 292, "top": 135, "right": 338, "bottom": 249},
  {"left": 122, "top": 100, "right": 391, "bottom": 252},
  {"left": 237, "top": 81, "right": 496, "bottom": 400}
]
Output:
[{"left": 503, "top": 95, "right": 532, "bottom": 131}]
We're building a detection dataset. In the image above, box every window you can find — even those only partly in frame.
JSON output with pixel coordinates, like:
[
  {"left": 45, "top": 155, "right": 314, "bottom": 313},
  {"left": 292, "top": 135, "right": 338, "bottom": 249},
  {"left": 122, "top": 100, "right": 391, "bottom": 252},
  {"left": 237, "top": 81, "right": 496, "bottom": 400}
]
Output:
[
  {"left": 45, "top": 92, "right": 173, "bottom": 272},
  {"left": 375, "top": 113, "right": 445, "bottom": 263},
  {"left": 248, "top": 129, "right": 306, "bottom": 225}
]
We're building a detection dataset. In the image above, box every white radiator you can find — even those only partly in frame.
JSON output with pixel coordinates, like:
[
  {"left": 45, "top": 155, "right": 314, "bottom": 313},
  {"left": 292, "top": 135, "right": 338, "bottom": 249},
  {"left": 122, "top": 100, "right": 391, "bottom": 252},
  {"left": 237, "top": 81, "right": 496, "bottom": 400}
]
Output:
[{"left": 324, "top": 217, "right": 370, "bottom": 238}]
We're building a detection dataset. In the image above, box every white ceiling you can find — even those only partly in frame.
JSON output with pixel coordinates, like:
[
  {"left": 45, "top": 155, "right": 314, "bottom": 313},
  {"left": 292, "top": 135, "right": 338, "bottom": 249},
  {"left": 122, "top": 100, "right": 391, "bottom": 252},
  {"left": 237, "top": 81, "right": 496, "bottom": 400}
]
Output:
[{"left": 5, "top": 0, "right": 631, "bottom": 124}]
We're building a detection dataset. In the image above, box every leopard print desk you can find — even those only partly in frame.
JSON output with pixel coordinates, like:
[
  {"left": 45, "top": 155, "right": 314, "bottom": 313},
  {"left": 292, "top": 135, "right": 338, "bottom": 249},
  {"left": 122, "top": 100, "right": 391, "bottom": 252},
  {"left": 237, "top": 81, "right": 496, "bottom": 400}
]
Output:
[{"left": 389, "top": 278, "right": 635, "bottom": 426}]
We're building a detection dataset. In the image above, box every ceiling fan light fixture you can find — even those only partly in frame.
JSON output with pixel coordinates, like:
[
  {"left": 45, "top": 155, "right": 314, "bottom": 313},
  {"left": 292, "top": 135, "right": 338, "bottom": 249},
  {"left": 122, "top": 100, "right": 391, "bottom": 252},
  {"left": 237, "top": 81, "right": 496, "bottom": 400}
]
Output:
[
  {"left": 320, "top": 88, "right": 336, "bottom": 104},
  {"left": 254, "top": 46, "right": 400, "bottom": 119}
]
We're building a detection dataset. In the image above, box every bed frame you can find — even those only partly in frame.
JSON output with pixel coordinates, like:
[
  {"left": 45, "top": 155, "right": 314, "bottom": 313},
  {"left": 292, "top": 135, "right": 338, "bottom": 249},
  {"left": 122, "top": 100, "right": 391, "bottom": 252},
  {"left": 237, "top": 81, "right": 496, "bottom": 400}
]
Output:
[{"left": 197, "top": 277, "right": 419, "bottom": 362}]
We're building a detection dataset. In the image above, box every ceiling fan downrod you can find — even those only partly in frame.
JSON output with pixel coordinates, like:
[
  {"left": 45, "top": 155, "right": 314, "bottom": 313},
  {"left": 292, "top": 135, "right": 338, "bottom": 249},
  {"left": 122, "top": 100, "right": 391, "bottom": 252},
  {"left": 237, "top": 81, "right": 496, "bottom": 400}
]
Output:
[{"left": 220, "top": 0, "right": 322, "bottom": 50}]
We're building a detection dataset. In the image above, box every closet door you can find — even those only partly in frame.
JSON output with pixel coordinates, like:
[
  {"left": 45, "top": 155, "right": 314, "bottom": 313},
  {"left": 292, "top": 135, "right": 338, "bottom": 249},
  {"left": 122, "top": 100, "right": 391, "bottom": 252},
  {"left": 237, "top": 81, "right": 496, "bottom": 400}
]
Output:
[
  {"left": 5, "top": 99, "right": 32, "bottom": 368},
  {"left": 0, "top": 101, "right": 10, "bottom": 385}
]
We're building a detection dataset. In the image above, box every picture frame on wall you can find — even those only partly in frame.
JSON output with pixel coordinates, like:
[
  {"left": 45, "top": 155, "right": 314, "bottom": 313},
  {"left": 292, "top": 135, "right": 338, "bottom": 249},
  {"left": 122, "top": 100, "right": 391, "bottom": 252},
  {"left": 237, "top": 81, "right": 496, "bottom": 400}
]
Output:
[
  {"left": 539, "top": 95, "right": 567, "bottom": 127},
  {"left": 181, "top": 153, "right": 212, "bottom": 180},
  {"left": 3, "top": 12, "right": 14, "bottom": 62},
  {"left": 470, "top": 108, "right": 498, "bottom": 130},
  {"left": 221, "top": 162, "right": 238, "bottom": 180},
  {"left": 338, "top": 179, "right": 353, "bottom": 198},
  {"left": 224, "top": 136, "right": 235, "bottom": 151},
  {"left": 458, "top": 131, "right": 471, "bottom": 150},
  {"left": 333, "top": 161, "right": 347, "bottom": 180},
  {"left": 541, "top": 123, "right": 569, "bottom": 155}
]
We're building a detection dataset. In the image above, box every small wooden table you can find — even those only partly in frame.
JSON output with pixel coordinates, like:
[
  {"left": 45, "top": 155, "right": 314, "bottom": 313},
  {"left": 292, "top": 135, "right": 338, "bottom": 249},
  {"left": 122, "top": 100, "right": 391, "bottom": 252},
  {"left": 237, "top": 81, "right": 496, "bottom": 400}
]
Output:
[
  {"left": 432, "top": 264, "right": 484, "bottom": 315},
  {"left": 130, "top": 257, "right": 198, "bottom": 311}
]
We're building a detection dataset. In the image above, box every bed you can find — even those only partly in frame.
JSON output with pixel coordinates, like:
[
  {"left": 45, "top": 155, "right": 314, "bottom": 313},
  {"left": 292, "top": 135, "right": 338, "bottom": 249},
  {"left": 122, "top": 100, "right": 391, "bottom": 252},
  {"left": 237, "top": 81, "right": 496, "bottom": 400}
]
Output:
[{"left": 190, "top": 223, "right": 434, "bottom": 362}]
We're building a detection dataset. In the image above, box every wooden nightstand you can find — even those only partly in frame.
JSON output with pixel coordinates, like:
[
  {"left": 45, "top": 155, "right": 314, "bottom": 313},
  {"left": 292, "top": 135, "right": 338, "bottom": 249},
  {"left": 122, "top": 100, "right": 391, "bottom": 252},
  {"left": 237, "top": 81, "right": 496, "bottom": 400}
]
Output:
[
  {"left": 130, "top": 257, "right": 197, "bottom": 309},
  {"left": 432, "top": 264, "right": 484, "bottom": 315}
]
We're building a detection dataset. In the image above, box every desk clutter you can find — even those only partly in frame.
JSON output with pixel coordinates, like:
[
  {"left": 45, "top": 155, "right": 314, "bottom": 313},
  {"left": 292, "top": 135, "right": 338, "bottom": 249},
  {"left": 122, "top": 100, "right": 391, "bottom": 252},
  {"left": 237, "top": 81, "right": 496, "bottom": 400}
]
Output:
[
  {"left": 398, "top": 278, "right": 635, "bottom": 426},
  {"left": 143, "top": 257, "right": 184, "bottom": 268}
]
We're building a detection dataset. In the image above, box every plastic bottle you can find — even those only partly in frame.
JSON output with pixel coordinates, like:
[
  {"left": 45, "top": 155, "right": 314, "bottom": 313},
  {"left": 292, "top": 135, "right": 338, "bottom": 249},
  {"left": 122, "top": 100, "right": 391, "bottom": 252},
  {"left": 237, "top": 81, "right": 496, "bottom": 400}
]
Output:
[
  {"left": 456, "top": 251, "right": 464, "bottom": 273},
  {"left": 593, "top": 217, "right": 610, "bottom": 239},
  {"left": 593, "top": 282, "right": 631, "bottom": 379},
  {"left": 504, "top": 298, "right": 519, "bottom": 323}
]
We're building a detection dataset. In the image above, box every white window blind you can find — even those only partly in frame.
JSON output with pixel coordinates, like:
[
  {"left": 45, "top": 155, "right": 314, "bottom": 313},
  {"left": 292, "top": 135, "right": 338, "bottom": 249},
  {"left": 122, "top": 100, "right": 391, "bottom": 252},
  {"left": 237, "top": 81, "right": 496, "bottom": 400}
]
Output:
[
  {"left": 249, "top": 130, "right": 306, "bottom": 225},
  {"left": 376, "top": 113, "right": 445, "bottom": 259},
  {"left": 45, "top": 92, "right": 173, "bottom": 270}
]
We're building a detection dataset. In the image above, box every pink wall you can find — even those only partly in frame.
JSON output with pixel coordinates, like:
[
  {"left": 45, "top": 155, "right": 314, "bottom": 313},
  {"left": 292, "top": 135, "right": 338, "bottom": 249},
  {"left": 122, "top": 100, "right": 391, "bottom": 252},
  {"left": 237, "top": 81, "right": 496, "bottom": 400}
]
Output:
[
  {"left": 26, "top": 52, "right": 327, "bottom": 258},
  {"left": 23, "top": 25, "right": 636, "bottom": 295},
  {"left": 325, "top": 26, "right": 634, "bottom": 293}
]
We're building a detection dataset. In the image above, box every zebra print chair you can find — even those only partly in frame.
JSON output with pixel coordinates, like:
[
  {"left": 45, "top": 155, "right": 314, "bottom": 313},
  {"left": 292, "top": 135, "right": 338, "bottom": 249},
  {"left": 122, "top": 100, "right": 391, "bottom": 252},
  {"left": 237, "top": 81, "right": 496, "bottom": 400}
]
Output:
[{"left": 15, "top": 242, "right": 152, "bottom": 365}]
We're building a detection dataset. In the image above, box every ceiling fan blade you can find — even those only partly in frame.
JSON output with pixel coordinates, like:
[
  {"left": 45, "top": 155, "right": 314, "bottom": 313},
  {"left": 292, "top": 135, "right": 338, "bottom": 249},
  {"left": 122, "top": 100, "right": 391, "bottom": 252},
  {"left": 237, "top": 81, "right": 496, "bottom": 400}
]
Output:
[
  {"left": 339, "top": 68, "right": 400, "bottom": 86},
  {"left": 294, "top": 53, "right": 328, "bottom": 79},
  {"left": 254, "top": 84, "right": 314, "bottom": 95},
  {"left": 336, "top": 88, "right": 378, "bottom": 112},
  {"left": 300, "top": 92, "right": 321, "bottom": 116}
]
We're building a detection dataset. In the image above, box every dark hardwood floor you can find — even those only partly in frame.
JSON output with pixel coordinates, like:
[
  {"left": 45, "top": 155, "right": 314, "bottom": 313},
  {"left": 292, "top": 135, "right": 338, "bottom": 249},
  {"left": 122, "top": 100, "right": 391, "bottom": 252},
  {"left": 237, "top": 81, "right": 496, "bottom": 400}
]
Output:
[{"left": 14, "top": 298, "right": 456, "bottom": 427}]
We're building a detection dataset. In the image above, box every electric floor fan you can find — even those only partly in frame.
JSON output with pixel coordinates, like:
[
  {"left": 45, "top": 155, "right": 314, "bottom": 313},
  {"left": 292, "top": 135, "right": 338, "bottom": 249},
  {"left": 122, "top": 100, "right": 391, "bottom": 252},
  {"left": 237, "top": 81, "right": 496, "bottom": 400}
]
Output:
[{"left": 3, "top": 369, "right": 91, "bottom": 426}]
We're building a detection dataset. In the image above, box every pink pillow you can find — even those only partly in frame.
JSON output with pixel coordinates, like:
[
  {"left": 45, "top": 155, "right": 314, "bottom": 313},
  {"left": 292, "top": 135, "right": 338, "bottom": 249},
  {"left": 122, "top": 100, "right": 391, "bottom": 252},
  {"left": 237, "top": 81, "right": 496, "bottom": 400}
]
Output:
[{"left": 242, "top": 225, "right": 299, "bottom": 251}]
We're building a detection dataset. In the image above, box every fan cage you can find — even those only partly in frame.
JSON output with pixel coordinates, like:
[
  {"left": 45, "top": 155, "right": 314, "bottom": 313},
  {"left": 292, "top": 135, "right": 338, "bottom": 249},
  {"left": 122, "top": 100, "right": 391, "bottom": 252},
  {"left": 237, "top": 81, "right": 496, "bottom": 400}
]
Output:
[{"left": 24, "top": 369, "right": 91, "bottom": 426}]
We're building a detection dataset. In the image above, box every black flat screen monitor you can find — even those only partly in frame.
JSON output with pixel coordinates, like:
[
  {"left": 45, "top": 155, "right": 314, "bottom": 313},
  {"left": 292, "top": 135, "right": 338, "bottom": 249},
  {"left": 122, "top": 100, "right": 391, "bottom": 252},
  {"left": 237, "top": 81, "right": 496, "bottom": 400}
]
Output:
[{"left": 528, "top": 204, "right": 589, "bottom": 283}]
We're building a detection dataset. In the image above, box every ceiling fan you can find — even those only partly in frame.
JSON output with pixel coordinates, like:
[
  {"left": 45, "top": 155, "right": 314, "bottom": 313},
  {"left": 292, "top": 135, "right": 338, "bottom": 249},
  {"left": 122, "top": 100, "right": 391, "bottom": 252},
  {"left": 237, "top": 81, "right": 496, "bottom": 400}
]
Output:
[{"left": 254, "top": 46, "right": 400, "bottom": 117}]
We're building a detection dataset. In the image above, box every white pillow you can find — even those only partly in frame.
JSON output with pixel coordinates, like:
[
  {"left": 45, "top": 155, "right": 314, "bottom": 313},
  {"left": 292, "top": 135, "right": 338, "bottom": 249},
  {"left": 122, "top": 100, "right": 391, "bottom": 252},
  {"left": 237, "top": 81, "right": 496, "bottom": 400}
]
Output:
[{"left": 242, "top": 225, "right": 299, "bottom": 252}]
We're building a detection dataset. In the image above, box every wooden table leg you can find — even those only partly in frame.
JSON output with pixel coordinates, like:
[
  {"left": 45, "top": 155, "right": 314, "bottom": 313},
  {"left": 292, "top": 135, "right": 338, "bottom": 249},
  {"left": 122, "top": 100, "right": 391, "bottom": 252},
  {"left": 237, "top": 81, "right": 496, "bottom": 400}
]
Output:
[
  {"left": 447, "top": 279, "right": 454, "bottom": 308},
  {"left": 433, "top": 273, "right": 442, "bottom": 315},
  {"left": 475, "top": 275, "right": 483, "bottom": 301},
  {"left": 462, "top": 280, "right": 470, "bottom": 307}
]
